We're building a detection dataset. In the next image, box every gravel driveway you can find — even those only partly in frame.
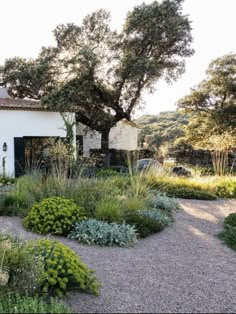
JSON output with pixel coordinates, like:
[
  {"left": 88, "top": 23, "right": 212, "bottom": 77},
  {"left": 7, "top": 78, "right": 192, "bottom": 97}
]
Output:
[{"left": 0, "top": 199, "right": 236, "bottom": 313}]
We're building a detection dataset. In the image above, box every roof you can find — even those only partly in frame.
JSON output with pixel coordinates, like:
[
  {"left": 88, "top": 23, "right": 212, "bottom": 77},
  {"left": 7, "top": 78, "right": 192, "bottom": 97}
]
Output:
[
  {"left": 0, "top": 98, "right": 79, "bottom": 112},
  {"left": 0, "top": 98, "right": 49, "bottom": 111}
]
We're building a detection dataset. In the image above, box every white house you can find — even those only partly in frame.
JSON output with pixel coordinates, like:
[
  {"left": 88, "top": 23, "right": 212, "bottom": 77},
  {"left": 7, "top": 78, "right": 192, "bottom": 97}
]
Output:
[
  {"left": 0, "top": 87, "right": 140, "bottom": 177},
  {"left": 0, "top": 87, "right": 76, "bottom": 177},
  {"left": 77, "top": 120, "right": 140, "bottom": 157}
]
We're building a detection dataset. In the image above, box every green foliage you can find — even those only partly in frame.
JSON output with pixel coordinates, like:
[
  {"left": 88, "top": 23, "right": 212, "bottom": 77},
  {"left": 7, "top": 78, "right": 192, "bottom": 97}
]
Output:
[
  {"left": 0, "top": 174, "right": 44, "bottom": 217},
  {"left": 177, "top": 54, "right": 236, "bottom": 175},
  {"left": 136, "top": 111, "right": 189, "bottom": 151},
  {"left": 0, "top": 294, "right": 72, "bottom": 314},
  {"left": 219, "top": 224, "right": 236, "bottom": 251},
  {"left": 164, "top": 186, "right": 217, "bottom": 200},
  {"left": 95, "top": 198, "right": 123, "bottom": 223},
  {"left": 122, "top": 196, "right": 146, "bottom": 212},
  {"left": 96, "top": 168, "right": 119, "bottom": 178},
  {"left": 124, "top": 211, "right": 164, "bottom": 238},
  {"left": 224, "top": 213, "right": 236, "bottom": 227},
  {"left": 69, "top": 219, "right": 138, "bottom": 247},
  {"left": 1, "top": 1, "right": 193, "bottom": 161},
  {"left": 215, "top": 179, "right": 236, "bottom": 198},
  {"left": 148, "top": 176, "right": 217, "bottom": 200},
  {"left": 0, "top": 234, "right": 41, "bottom": 295},
  {"left": 23, "top": 197, "right": 86, "bottom": 235},
  {"left": 27, "top": 239, "right": 100, "bottom": 297},
  {"left": 0, "top": 176, "right": 15, "bottom": 187}
]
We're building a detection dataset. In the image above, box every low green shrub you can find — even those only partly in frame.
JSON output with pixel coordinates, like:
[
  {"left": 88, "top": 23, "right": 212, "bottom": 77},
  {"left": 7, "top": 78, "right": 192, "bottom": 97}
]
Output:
[
  {"left": 124, "top": 211, "right": 164, "bottom": 238},
  {"left": 27, "top": 239, "right": 100, "bottom": 297},
  {"left": 138, "top": 209, "right": 172, "bottom": 227},
  {"left": 95, "top": 198, "right": 123, "bottom": 223},
  {"left": 162, "top": 186, "right": 217, "bottom": 200},
  {"left": 96, "top": 168, "right": 119, "bottom": 178},
  {"left": 0, "top": 176, "right": 15, "bottom": 187},
  {"left": 0, "top": 294, "right": 71, "bottom": 313},
  {"left": 224, "top": 212, "right": 236, "bottom": 227},
  {"left": 0, "top": 234, "right": 41, "bottom": 295},
  {"left": 68, "top": 219, "right": 138, "bottom": 247},
  {"left": 23, "top": 197, "right": 86, "bottom": 235},
  {"left": 215, "top": 180, "right": 236, "bottom": 198}
]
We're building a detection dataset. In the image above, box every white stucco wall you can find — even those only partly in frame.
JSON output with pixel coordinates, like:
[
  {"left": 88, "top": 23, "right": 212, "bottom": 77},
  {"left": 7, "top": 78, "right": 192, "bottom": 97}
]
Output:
[
  {"left": 77, "top": 121, "right": 140, "bottom": 157},
  {"left": 0, "top": 110, "right": 75, "bottom": 176}
]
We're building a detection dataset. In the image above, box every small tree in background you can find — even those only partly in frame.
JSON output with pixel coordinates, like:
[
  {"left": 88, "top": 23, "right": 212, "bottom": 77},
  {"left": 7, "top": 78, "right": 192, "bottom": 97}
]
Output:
[{"left": 177, "top": 53, "right": 236, "bottom": 175}]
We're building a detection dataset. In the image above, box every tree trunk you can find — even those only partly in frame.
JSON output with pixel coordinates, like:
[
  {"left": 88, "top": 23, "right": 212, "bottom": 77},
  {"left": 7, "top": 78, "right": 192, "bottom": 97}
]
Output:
[{"left": 101, "top": 129, "right": 111, "bottom": 167}]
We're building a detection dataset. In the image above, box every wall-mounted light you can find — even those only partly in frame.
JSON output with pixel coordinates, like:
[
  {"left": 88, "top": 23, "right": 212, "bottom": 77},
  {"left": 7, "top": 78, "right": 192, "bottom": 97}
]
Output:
[{"left": 2, "top": 142, "right": 7, "bottom": 152}]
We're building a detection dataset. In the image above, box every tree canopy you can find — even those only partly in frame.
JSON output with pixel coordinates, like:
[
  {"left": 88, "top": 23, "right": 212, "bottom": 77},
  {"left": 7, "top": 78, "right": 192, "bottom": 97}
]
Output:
[
  {"left": 177, "top": 53, "right": 236, "bottom": 137},
  {"left": 177, "top": 53, "right": 236, "bottom": 174},
  {"left": 0, "top": 0, "right": 194, "bottom": 161},
  {"left": 136, "top": 111, "right": 189, "bottom": 150}
]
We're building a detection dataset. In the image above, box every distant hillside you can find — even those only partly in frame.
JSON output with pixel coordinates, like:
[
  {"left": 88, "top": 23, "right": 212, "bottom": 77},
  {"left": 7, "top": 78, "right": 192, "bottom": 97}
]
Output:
[{"left": 135, "top": 111, "right": 189, "bottom": 151}]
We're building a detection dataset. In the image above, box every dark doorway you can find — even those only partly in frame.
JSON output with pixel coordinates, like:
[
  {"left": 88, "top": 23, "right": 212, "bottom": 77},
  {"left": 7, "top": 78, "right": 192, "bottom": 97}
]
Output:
[{"left": 14, "top": 137, "right": 53, "bottom": 177}]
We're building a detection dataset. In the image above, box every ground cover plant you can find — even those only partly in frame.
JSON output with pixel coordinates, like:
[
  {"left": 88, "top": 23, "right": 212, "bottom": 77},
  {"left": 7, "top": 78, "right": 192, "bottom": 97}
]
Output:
[{"left": 69, "top": 219, "right": 138, "bottom": 247}]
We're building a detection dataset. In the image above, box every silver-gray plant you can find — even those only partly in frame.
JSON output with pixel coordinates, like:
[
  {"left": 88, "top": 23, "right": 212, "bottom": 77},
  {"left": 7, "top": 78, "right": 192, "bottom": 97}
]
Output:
[{"left": 68, "top": 219, "right": 138, "bottom": 247}]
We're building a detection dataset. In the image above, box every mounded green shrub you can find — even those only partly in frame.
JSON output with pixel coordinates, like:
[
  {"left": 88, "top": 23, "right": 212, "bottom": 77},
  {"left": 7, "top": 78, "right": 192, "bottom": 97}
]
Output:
[
  {"left": 219, "top": 224, "right": 236, "bottom": 251},
  {"left": 124, "top": 211, "right": 164, "bottom": 238},
  {"left": 164, "top": 186, "right": 217, "bottom": 200},
  {"left": 0, "top": 294, "right": 71, "bottom": 314},
  {"left": 68, "top": 219, "right": 138, "bottom": 247},
  {"left": 23, "top": 197, "right": 86, "bottom": 235},
  {"left": 27, "top": 239, "right": 100, "bottom": 297},
  {"left": 96, "top": 168, "right": 119, "bottom": 178},
  {"left": 224, "top": 212, "right": 236, "bottom": 227}
]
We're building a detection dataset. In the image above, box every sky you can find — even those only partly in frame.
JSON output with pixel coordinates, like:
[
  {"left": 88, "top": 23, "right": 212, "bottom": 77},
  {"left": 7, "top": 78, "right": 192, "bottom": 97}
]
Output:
[{"left": 0, "top": 0, "right": 235, "bottom": 116}]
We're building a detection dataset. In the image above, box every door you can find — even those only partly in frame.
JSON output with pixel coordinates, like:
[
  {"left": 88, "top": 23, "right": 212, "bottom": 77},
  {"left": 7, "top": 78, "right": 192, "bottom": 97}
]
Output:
[{"left": 14, "top": 137, "right": 25, "bottom": 177}]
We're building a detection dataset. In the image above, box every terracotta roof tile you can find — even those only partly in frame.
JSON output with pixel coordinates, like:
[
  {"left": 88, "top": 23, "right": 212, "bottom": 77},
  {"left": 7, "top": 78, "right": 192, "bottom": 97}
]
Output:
[{"left": 0, "top": 98, "right": 78, "bottom": 112}]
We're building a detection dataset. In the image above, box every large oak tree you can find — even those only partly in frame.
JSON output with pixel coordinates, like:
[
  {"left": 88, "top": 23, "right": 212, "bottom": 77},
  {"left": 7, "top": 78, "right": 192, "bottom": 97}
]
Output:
[{"left": 0, "top": 0, "right": 194, "bottom": 164}]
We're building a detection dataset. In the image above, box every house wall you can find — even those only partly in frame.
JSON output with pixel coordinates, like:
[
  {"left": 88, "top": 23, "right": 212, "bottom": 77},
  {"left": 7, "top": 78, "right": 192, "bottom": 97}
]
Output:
[
  {"left": 0, "top": 110, "right": 75, "bottom": 176},
  {"left": 77, "top": 121, "right": 140, "bottom": 157}
]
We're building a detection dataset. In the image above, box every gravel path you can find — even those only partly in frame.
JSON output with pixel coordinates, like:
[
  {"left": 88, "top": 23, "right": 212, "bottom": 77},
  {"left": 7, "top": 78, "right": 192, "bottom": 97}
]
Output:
[{"left": 0, "top": 199, "right": 236, "bottom": 313}]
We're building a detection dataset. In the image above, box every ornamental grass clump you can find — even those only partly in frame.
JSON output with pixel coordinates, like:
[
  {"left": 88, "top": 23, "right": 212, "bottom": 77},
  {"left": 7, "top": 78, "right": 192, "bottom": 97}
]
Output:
[
  {"left": 0, "top": 234, "right": 41, "bottom": 295},
  {"left": 23, "top": 196, "right": 86, "bottom": 235},
  {"left": 27, "top": 239, "right": 100, "bottom": 297},
  {"left": 95, "top": 198, "right": 123, "bottom": 223},
  {"left": 0, "top": 294, "right": 72, "bottom": 314},
  {"left": 68, "top": 219, "right": 138, "bottom": 247}
]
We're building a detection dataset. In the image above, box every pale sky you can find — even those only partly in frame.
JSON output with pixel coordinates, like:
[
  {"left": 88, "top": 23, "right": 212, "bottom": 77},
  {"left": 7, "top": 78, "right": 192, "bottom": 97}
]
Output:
[{"left": 0, "top": 0, "right": 235, "bottom": 116}]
